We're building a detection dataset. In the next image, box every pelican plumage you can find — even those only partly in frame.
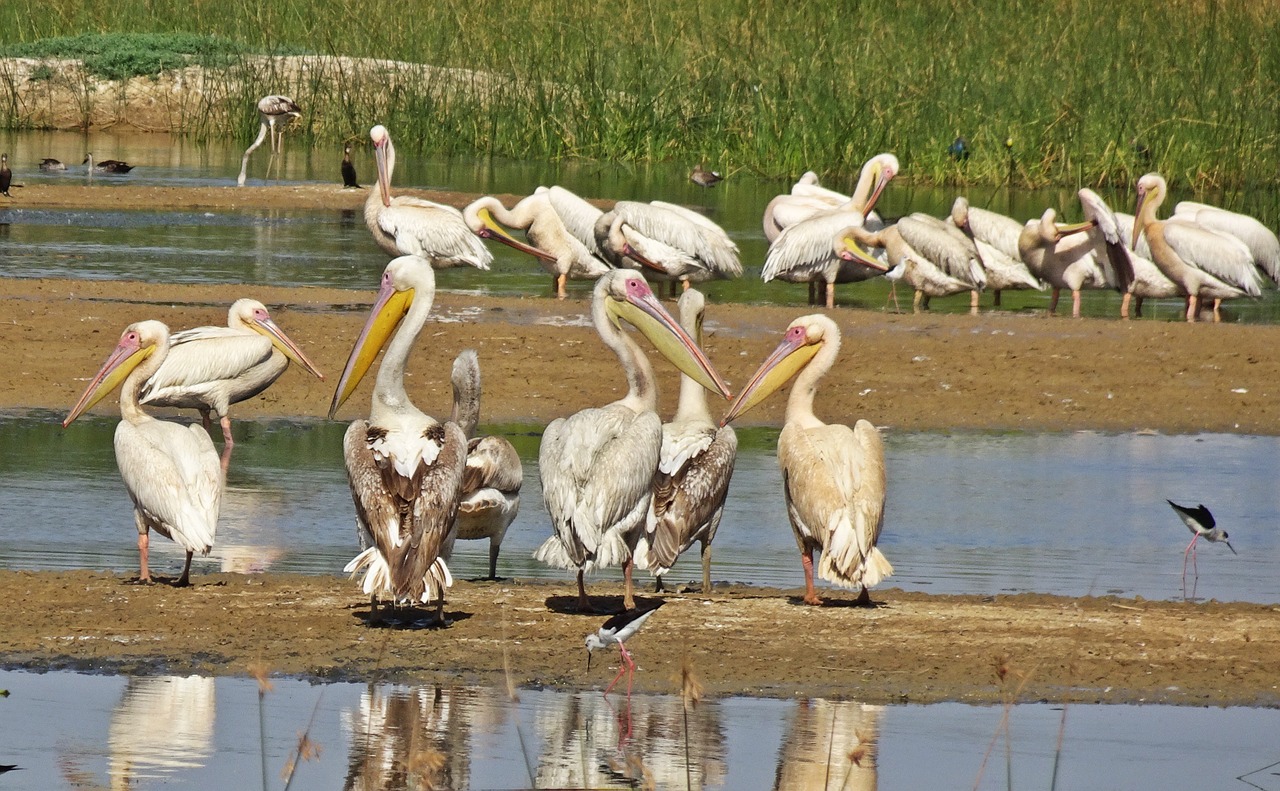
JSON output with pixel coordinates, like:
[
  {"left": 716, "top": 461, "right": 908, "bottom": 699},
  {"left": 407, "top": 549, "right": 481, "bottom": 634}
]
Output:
[
  {"left": 64, "top": 320, "right": 223, "bottom": 586},
  {"left": 632, "top": 288, "right": 738, "bottom": 594},
  {"left": 236, "top": 95, "right": 302, "bottom": 186},
  {"left": 1078, "top": 189, "right": 1181, "bottom": 319},
  {"left": 1173, "top": 200, "right": 1280, "bottom": 285},
  {"left": 1111, "top": 210, "right": 1192, "bottom": 317},
  {"left": 329, "top": 254, "right": 468, "bottom": 622},
  {"left": 442, "top": 349, "right": 523, "bottom": 580},
  {"left": 463, "top": 192, "right": 607, "bottom": 298},
  {"left": 535, "top": 270, "right": 732, "bottom": 611},
  {"left": 595, "top": 201, "right": 742, "bottom": 291},
  {"left": 1018, "top": 208, "right": 1119, "bottom": 318},
  {"left": 761, "top": 211, "right": 889, "bottom": 309},
  {"left": 364, "top": 125, "right": 492, "bottom": 269},
  {"left": 840, "top": 222, "right": 959, "bottom": 312},
  {"left": 764, "top": 155, "right": 899, "bottom": 243},
  {"left": 1133, "top": 173, "right": 1263, "bottom": 322},
  {"left": 947, "top": 198, "right": 1042, "bottom": 304},
  {"left": 722, "top": 314, "right": 892, "bottom": 605},
  {"left": 140, "top": 299, "right": 324, "bottom": 452},
  {"left": 83, "top": 153, "right": 134, "bottom": 173},
  {"left": 542, "top": 185, "right": 608, "bottom": 259},
  {"left": 893, "top": 202, "right": 989, "bottom": 311}
]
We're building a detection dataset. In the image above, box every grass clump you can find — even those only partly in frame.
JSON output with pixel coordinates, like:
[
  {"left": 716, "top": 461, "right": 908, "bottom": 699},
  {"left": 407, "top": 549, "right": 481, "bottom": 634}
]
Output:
[{"left": 2, "top": 32, "right": 250, "bottom": 80}]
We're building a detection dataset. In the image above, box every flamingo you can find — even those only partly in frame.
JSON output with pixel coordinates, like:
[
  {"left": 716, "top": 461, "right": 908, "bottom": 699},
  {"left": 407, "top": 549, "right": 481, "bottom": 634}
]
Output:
[
  {"left": 63, "top": 321, "right": 223, "bottom": 586},
  {"left": 594, "top": 201, "right": 742, "bottom": 292},
  {"left": 140, "top": 299, "right": 324, "bottom": 454},
  {"left": 761, "top": 211, "right": 889, "bottom": 309},
  {"left": 363, "top": 125, "right": 492, "bottom": 270},
  {"left": 236, "top": 95, "right": 302, "bottom": 186},
  {"left": 328, "top": 254, "right": 468, "bottom": 623},
  {"left": 534, "top": 270, "right": 731, "bottom": 612},
  {"left": 632, "top": 288, "right": 738, "bottom": 594},
  {"left": 721, "top": 314, "right": 892, "bottom": 606}
]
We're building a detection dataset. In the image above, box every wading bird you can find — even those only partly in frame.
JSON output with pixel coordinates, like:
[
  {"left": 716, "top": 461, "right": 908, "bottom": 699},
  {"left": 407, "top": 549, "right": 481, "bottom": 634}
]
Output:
[
  {"left": 1167, "top": 499, "right": 1236, "bottom": 583},
  {"left": 585, "top": 601, "right": 664, "bottom": 699},
  {"left": 1078, "top": 189, "right": 1179, "bottom": 319},
  {"left": 83, "top": 154, "right": 134, "bottom": 173},
  {"left": 1018, "top": 208, "right": 1128, "bottom": 318},
  {"left": 721, "top": 314, "right": 892, "bottom": 605},
  {"left": 633, "top": 289, "right": 737, "bottom": 594},
  {"left": 364, "top": 125, "right": 492, "bottom": 270},
  {"left": 463, "top": 193, "right": 605, "bottom": 298},
  {"left": 764, "top": 154, "right": 899, "bottom": 243},
  {"left": 236, "top": 95, "right": 301, "bottom": 186},
  {"left": 761, "top": 211, "right": 889, "bottom": 309},
  {"left": 892, "top": 202, "right": 989, "bottom": 311},
  {"left": 535, "top": 271, "right": 731, "bottom": 612},
  {"left": 341, "top": 143, "right": 360, "bottom": 189},
  {"left": 329, "top": 255, "right": 468, "bottom": 624},
  {"left": 63, "top": 321, "right": 223, "bottom": 586},
  {"left": 1173, "top": 200, "right": 1280, "bottom": 285},
  {"left": 140, "top": 299, "right": 324, "bottom": 455},
  {"left": 947, "top": 198, "right": 1042, "bottom": 305},
  {"left": 595, "top": 201, "right": 742, "bottom": 292}
]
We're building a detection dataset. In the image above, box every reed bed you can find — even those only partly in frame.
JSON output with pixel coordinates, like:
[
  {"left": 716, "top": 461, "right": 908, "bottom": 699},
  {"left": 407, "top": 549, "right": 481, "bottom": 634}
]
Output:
[{"left": 1, "top": 0, "right": 1278, "bottom": 189}]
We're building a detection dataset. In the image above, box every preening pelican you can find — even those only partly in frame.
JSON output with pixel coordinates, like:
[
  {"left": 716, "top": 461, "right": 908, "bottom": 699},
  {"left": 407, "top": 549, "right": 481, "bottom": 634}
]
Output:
[
  {"left": 83, "top": 153, "right": 134, "bottom": 173},
  {"left": 329, "top": 255, "right": 468, "bottom": 622},
  {"left": 364, "top": 124, "right": 492, "bottom": 270},
  {"left": 721, "top": 314, "right": 892, "bottom": 605},
  {"left": 442, "top": 349, "right": 523, "bottom": 580},
  {"left": 236, "top": 95, "right": 302, "bottom": 186},
  {"left": 1018, "top": 208, "right": 1127, "bottom": 318},
  {"left": 765, "top": 155, "right": 899, "bottom": 243},
  {"left": 892, "top": 202, "right": 988, "bottom": 311},
  {"left": 595, "top": 201, "right": 742, "bottom": 291},
  {"left": 64, "top": 320, "right": 223, "bottom": 586},
  {"left": 1133, "top": 173, "right": 1262, "bottom": 322},
  {"left": 543, "top": 185, "right": 609, "bottom": 258},
  {"left": 1078, "top": 189, "right": 1181, "bottom": 319},
  {"left": 947, "top": 198, "right": 1041, "bottom": 304},
  {"left": 535, "top": 270, "right": 731, "bottom": 611},
  {"left": 1173, "top": 200, "right": 1280, "bottom": 285},
  {"left": 761, "top": 211, "right": 889, "bottom": 309},
  {"left": 632, "top": 288, "right": 738, "bottom": 593},
  {"left": 464, "top": 193, "right": 608, "bottom": 298},
  {"left": 1111, "top": 210, "right": 1190, "bottom": 317},
  {"left": 140, "top": 299, "right": 324, "bottom": 452}
]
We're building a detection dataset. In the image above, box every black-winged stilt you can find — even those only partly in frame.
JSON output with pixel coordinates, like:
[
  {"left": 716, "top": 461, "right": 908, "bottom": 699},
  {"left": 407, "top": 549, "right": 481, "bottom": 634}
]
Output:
[
  {"left": 1168, "top": 499, "right": 1236, "bottom": 581},
  {"left": 585, "top": 602, "right": 664, "bottom": 698}
]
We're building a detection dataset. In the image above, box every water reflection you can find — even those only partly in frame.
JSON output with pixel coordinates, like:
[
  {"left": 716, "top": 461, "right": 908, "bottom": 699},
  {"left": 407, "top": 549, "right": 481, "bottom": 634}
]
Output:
[
  {"left": 341, "top": 684, "right": 476, "bottom": 790},
  {"left": 108, "top": 676, "right": 216, "bottom": 786},
  {"left": 774, "top": 699, "right": 881, "bottom": 791}
]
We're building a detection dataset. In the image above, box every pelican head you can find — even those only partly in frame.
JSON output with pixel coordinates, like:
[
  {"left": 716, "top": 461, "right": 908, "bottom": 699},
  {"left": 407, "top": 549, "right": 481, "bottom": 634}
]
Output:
[
  {"left": 370, "top": 124, "right": 394, "bottom": 208},
  {"left": 836, "top": 230, "right": 890, "bottom": 273},
  {"left": 599, "top": 271, "right": 732, "bottom": 398},
  {"left": 1131, "top": 172, "right": 1166, "bottom": 250},
  {"left": 949, "top": 196, "right": 974, "bottom": 235},
  {"left": 328, "top": 255, "right": 430, "bottom": 418},
  {"left": 230, "top": 299, "right": 324, "bottom": 380},
  {"left": 63, "top": 320, "right": 167, "bottom": 427},
  {"left": 720, "top": 314, "right": 834, "bottom": 425},
  {"left": 463, "top": 198, "right": 559, "bottom": 263},
  {"left": 861, "top": 153, "right": 900, "bottom": 216}
]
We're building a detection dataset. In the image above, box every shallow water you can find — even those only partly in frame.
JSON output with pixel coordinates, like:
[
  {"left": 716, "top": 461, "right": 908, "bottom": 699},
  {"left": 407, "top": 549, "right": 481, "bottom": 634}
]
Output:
[
  {"left": 1, "top": 669, "right": 1275, "bottom": 790},
  {"left": 6, "top": 412, "right": 1275, "bottom": 604}
]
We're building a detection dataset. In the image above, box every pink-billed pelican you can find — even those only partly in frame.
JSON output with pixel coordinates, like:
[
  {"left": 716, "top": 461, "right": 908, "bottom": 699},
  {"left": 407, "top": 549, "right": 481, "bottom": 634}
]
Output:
[
  {"left": 594, "top": 201, "right": 742, "bottom": 292},
  {"left": 235, "top": 95, "right": 301, "bottom": 186},
  {"left": 535, "top": 270, "right": 732, "bottom": 612},
  {"left": 140, "top": 299, "right": 324, "bottom": 453},
  {"left": 764, "top": 154, "right": 899, "bottom": 243},
  {"left": 63, "top": 321, "right": 223, "bottom": 586},
  {"left": 1018, "top": 208, "right": 1129, "bottom": 318},
  {"left": 364, "top": 125, "right": 492, "bottom": 270},
  {"left": 442, "top": 349, "right": 523, "bottom": 580},
  {"left": 328, "top": 254, "right": 468, "bottom": 623},
  {"left": 721, "top": 314, "right": 892, "bottom": 606},
  {"left": 761, "top": 211, "right": 890, "bottom": 309},
  {"left": 1132, "top": 173, "right": 1262, "bottom": 322},
  {"left": 1173, "top": 200, "right": 1280, "bottom": 285},
  {"left": 1112, "top": 210, "right": 1201, "bottom": 318},
  {"left": 463, "top": 193, "right": 608, "bottom": 298},
  {"left": 632, "top": 288, "right": 738, "bottom": 594}
]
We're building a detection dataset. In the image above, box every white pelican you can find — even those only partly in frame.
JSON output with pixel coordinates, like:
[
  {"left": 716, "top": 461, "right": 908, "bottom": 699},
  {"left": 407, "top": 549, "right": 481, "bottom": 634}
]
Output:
[
  {"left": 761, "top": 211, "right": 889, "bottom": 309},
  {"left": 364, "top": 124, "right": 492, "bottom": 270},
  {"left": 948, "top": 198, "right": 1042, "bottom": 304},
  {"left": 83, "top": 153, "right": 134, "bottom": 173},
  {"left": 1018, "top": 208, "right": 1127, "bottom": 318},
  {"left": 328, "top": 254, "right": 468, "bottom": 622},
  {"left": 764, "top": 154, "right": 899, "bottom": 243},
  {"left": 1112, "top": 210, "right": 1193, "bottom": 318},
  {"left": 721, "top": 314, "right": 892, "bottom": 605},
  {"left": 632, "top": 289, "right": 738, "bottom": 594},
  {"left": 140, "top": 299, "right": 324, "bottom": 452},
  {"left": 892, "top": 203, "right": 988, "bottom": 311},
  {"left": 442, "top": 349, "right": 523, "bottom": 580},
  {"left": 839, "top": 222, "right": 957, "bottom": 313},
  {"left": 236, "top": 95, "right": 301, "bottom": 186},
  {"left": 464, "top": 193, "right": 608, "bottom": 298},
  {"left": 594, "top": 201, "right": 742, "bottom": 292},
  {"left": 1173, "top": 200, "right": 1280, "bottom": 285},
  {"left": 63, "top": 321, "right": 223, "bottom": 586},
  {"left": 1078, "top": 189, "right": 1181, "bottom": 319},
  {"left": 535, "top": 270, "right": 732, "bottom": 611},
  {"left": 542, "top": 185, "right": 609, "bottom": 259},
  {"left": 1133, "top": 173, "right": 1263, "bottom": 322}
]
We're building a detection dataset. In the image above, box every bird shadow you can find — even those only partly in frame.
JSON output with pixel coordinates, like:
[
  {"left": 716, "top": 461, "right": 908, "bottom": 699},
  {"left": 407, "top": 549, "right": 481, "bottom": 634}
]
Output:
[
  {"left": 785, "top": 594, "right": 886, "bottom": 609},
  {"left": 543, "top": 594, "right": 665, "bottom": 616},
  {"left": 350, "top": 606, "right": 474, "bottom": 630},
  {"left": 122, "top": 575, "right": 226, "bottom": 589}
]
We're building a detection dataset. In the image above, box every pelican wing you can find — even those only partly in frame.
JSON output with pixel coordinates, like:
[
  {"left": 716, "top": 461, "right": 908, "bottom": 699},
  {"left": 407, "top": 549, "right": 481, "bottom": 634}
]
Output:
[
  {"left": 114, "top": 420, "right": 222, "bottom": 555},
  {"left": 615, "top": 201, "right": 742, "bottom": 277},
  {"left": 380, "top": 199, "right": 493, "bottom": 269},
  {"left": 1078, "top": 189, "right": 1134, "bottom": 292},
  {"left": 897, "top": 214, "right": 986, "bottom": 288},
  {"left": 644, "top": 425, "right": 737, "bottom": 571},
  {"left": 463, "top": 435, "right": 523, "bottom": 496},
  {"left": 761, "top": 211, "right": 865, "bottom": 282},
  {"left": 1175, "top": 201, "right": 1280, "bottom": 283},
  {"left": 141, "top": 331, "right": 277, "bottom": 403},
  {"left": 974, "top": 239, "right": 1042, "bottom": 291},
  {"left": 545, "top": 186, "right": 606, "bottom": 255},
  {"left": 1163, "top": 220, "right": 1263, "bottom": 296},
  {"left": 648, "top": 200, "right": 742, "bottom": 276},
  {"left": 966, "top": 205, "right": 1025, "bottom": 262},
  {"left": 790, "top": 172, "right": 850, "bottom": 204}
]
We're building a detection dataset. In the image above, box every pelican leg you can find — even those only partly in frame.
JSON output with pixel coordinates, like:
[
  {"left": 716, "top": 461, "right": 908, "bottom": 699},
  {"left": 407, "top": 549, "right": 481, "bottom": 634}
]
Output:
[
  {"left": 825, "top": 281, "right": 836, "bottom": 310},
  {"left": 992, "top": 289, "right": 1002, "bottom": 308},
  {"left": 555, "top": 273, "right": 567, "bottom": 300},
  {"left": 1212, "top": 298, "right": 1223, "bottom": 323},
  {"left": 855, "top": 585, "right": 872, "bottom": 606},
  {"left": 1135, "top": 296, "right": 1145, "bottom": 318},
  {"left": 808, "top": 280, "right": 819, "bottom": 306},
  {"left": 969, "top": 289, "right": 980, "bottom": 315},
  {"left": 1048, "top": 288, "right": 1061, "bottom": 316},
  {"left": 622, "top": 556, "right": 636, "bottom": 611},
  {"left": 175, "top": 550, "right": 194, "bottom": 587},
  {"left": 701, "top": 540, "right": 712, "bottom": 595},
  {"left": 136, "top": 529, "right": 152, "bottom": 584},
  {"left": 1071, "top": 289, "right": 1082, "bottom": 319},
  {"left": 576, "top": 569, "right": 594, "bottom": 612},
  {"left": 1186, "top": 294, "right": 1199, "bottom": 323},
  {"left": 487, "top": 540, "right": 501, "bottom": 580},
  {"left": 800, "top": 551, "right": 822, "bottom": 606},
  {"left": 1120, "top": 291, "right": 1132, "bottom": 320},
  {"left": 219, "top": 415, "right": 235, "bottom": 450},
  {"left": 912, "top": 290, "right": 924, "bottom": 314}
]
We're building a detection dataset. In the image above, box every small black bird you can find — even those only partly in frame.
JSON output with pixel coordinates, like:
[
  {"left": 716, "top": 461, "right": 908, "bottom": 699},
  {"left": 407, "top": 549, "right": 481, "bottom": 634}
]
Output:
[
  {"left": 341, "top": 143, "right": 360, "bottom": 189},
  {"left": 690, "top": 163, "right": 723, "bottom": 187},
  {"left": 1168, "top": 499, "right": 1236, "bottom": 580},
  {"left": 0, "top": 153, "right": 11, "bottom": 197}
]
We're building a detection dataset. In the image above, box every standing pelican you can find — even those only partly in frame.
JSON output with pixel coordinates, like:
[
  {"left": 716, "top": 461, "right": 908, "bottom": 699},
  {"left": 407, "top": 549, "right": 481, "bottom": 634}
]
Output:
[
  {"left": 632, "top": 289, "right": 738, "bottom": 594},
  {"left": 721, "top": 314, "right": 892, "bottom": 605},
  {"left": 364, "top": 125, "right": 492, "bottom": 270},
  {"left": 947, "top": 198, "right": 1042, "bottom": 305},
  {"left": 341, "top": 143, "right": 360, "bottom": 189},
  {"left": 1133, "top": 173, "right": 1262, "bottom": 322},
  {"left": 329, "top": 255, "right": 468, "bottom": 622},
  {"left": 63, "top": 321, "right": 223, "bottom": 586},
  {"left": 535, "top": 271, "right": 732, "bottom": 611},
  {"left": 140, "top": 299, "right": 324, "bottom": 452},
  {"left": 1079, "top": 189, "right": 1182, "bottom": 319},
  {"left": 1173, "top": 200, "right": 1280, "bottom": 285},
  {"left": 1018, "top": 208, "right": 1127, "bottom": 318},
  {"left": 761, "top": 211, "right": 889, "bottom": 309},
  {"left": 765, "top": 155, "right": 899, "bottom": 243},
  {"left": 892, "top": 202, "right": 988, "bottom": 311},
  {"left": 595, "top": 201, "right": 742, "bottom": 291},
  {"left": 442, "top": 349, "right": 523, "bottom": 580},
  {"left": 542, "top": 185, "right": 608, "bottom": 258},
  {"left": 236, "top": 95, "right": 302, "bottom": 186}
]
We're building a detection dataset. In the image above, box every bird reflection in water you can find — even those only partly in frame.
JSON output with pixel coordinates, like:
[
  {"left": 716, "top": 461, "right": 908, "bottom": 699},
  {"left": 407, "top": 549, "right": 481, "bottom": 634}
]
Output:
[
  {"left": 340, "top": 684, "right": 474, "bottom": 790},
  {"left": 774, "top": 698, "right": 881, "bottom": 791}
]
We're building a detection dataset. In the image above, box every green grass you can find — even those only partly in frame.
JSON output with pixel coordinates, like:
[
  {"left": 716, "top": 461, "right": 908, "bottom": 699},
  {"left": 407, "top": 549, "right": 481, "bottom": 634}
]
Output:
[
  {"left": 0, "top": 0, "right": 1278, "bottom": 190},
  {"left": 2, "top": 33, "right": 248, "bottom": 80}
]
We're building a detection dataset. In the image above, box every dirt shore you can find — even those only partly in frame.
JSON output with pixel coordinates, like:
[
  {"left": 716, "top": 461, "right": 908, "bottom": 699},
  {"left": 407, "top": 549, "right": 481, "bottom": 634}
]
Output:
[{"left": 2, "top": 184, "right": 1279, "bottom": 705}]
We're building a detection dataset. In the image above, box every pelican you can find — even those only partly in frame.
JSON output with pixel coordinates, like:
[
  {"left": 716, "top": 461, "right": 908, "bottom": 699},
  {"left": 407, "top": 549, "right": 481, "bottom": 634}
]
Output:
[
  {"left": 463, "top": 193, "right": 607, "bottom": 298},
  {"left": 761, "top": 211, "right": 890, "bottom": 309},
  {"left": 364, "top": 125, "right": 492, "bottom": 270},
  {"left": 1173, "top": 200, "right": 1280, "bottom": 285},
  {"left": 140, "top": 299, "right": 324, "bottom": 452},
  {"left": 721, "top": 314, "right": 891, "bottom": 605},
  {"left": 1112, "top": 210, "right": 1195, "bottom": 318},
  {"left": 632, "top": 289, "right": 738, "bottom": 594},
  {"left": 63, "top": 320, "right": 223, "bottom": 586},
  {"left": 534, "top": 270, "right": 732, "bottom": 612},
  {"left": 442, "top": 349, "right": 523, "bottom": 580},
  {"left": 765, "top": 154, "right": 899, "bottom": 243},
  {"left": 594, "top": 200, "right": 742, "bottom": 292},
  {"left": 236, "top": 95, "right": 301, "bottom": 186},
  {"left": 1079, "top": 189, "right": 1180, "bottom": 319},
  {"left": 83, "top": 153, "right": 134, "bottom": 173},
  {"left": 329, "top": 254, "right": 468, "bottom": 622},
  {"left": 1018, "top": 208, "right": 1126, "bottom": 318},
  {"left": 1132, "top": 173, "right": 1261, "bottom": 322},
  {"left": 542, "top": 185, "right": 608, "bottom": 259},
  {"left": 947, "top": 198, "right": 1042, "bottom": 305},
  {"left": 840, "top": 222, "right": 960, "bottom": 312},
  {"left": 341, "top": 143, "right": 360, "bottom": 188},
  {"left": 892, "top": 202, "right": 988, "bottom": 311},
  {"left": 39, "top": 157, "right": 66, "bottom": 172}
]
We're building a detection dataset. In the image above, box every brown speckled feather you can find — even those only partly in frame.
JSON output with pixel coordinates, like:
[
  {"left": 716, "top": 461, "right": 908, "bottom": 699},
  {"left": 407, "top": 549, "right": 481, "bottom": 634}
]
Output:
[{"left": 646, "top": 426, "right": 737, "bottom": 569}]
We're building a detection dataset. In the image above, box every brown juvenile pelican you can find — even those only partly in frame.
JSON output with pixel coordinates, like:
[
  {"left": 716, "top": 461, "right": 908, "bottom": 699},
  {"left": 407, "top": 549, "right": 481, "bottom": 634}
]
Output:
[
  {"left": 690, "top": 163, "right": 723, "bottom": 187},
  {"left": 236, "top": 95, "right": 302, "bottom": 186},
  {"left": 341, "top": 143, "right": 360, "bottom": 189},
  {"left": 83, "top": 153, "right": 134, "bottom": 173},
  {"left": 64, "top": 321, "right": 223, "bottom": 586},
  {"left": 535, "top": 270, "right": 732, "bottom": 612}
]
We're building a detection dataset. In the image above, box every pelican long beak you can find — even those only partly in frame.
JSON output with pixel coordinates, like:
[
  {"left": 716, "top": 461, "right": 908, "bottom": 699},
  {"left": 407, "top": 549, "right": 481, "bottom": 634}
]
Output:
[
  {"left": 474, "top": 207, "right": 559, "bottom": 263},
  {"left": 862, "top": 164, "right": 894, "bottom": 216},
  {"left": 606, "top": 284, "right": 732, "bottom": 399},
  {"left": 62, "top": 333, "right": 155, "bottom": 427},
  {"left": 374, "top": 137, "right": 392, "bottom": 208},
  {"left": 328, "top": 280, "right": 414, "bottom": 418},
  {"left": 253, "top": 317, "right": 324, "bottom": 380},
  {"left": 1131, "top": 188, "right": 1148, "bottom": 250},
  {"left": 1053, "top": 218, "right": 1096, "bottom": 241},
  {"left": 720, "top": 330, "right": 821, "bottom": 425},
  {"left": 621, "top": 242, "right": 669, "bottom": 275},
  {"left": 836, "top": 237, "right": 890, "bottom": 272}
]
